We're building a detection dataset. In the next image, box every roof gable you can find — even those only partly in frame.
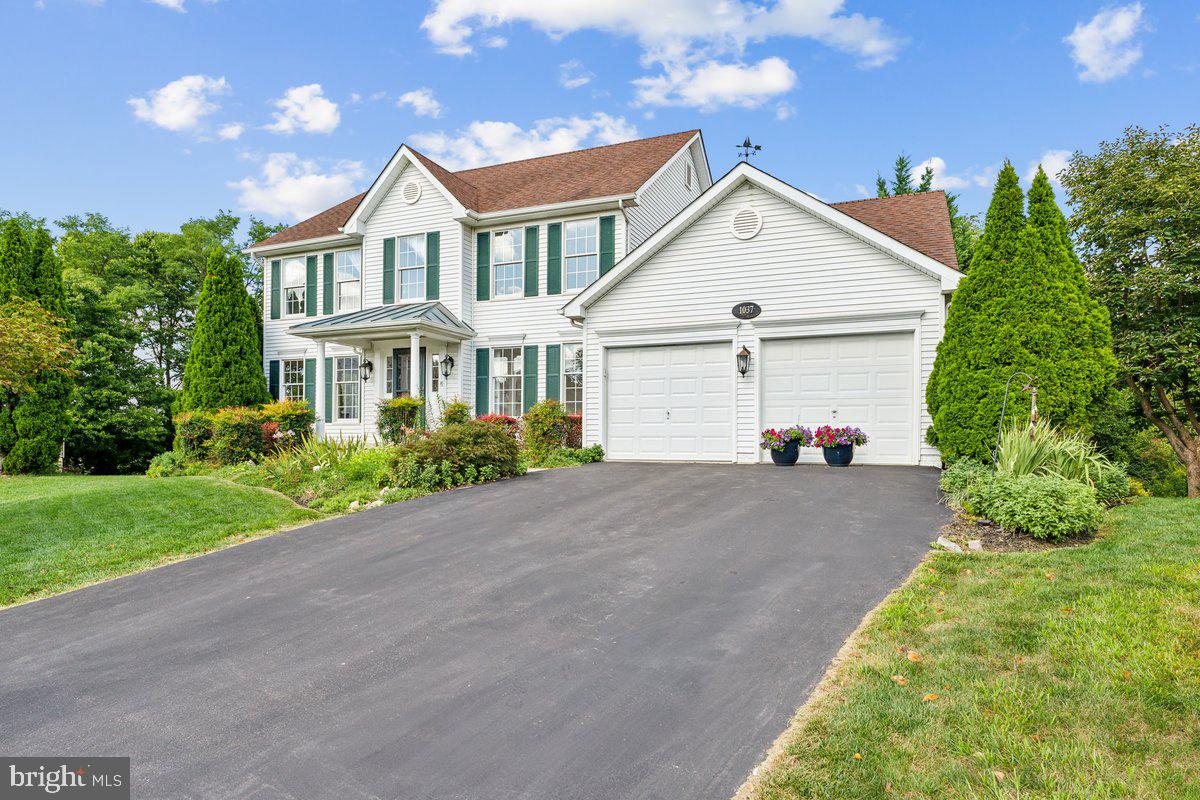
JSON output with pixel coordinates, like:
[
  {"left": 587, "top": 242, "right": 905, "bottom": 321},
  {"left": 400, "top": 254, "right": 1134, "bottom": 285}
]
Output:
[
  {"left": 251, "top": 131, "right": 701, "bottom": 250},
  {"left": 831, "top": 192, "right": 959, "bottom": 270},
  {"left": 562, "top": 163, "right": 962, "bottom": 319}
]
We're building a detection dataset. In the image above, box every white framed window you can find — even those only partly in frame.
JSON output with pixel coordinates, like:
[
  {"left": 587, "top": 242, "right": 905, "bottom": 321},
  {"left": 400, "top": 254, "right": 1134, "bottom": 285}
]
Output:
[
  {"left": 492, "top": 229, "right": 524, "bottom": 298},
  {"left": 491, "top": 347, "right": 522, "bottom": 417},
  {"left": 335, "top": 356, "right": 360, "bottom": 421},
  {"left": 282, "top": 359, "right": 306, "bottom": 402},
  {"left": 564, "top": 219, "right": 598, "bottom": 292},
  {"left": 397, "top": 234, "right": 426, "bottom": 301},
  {"left": 336, "top": 250, "right": 361, "bottom": 312},
  {"left": 685, "top": 161, "right": 694, "bottom": 190},
  {"left": 282, "top": 257, "right": 306, "bottom": 316},
  {"left": 562, "top": 344, "right": 583, "bottom": 416},
  {"left": 385, "top": 355, "right": 394, "bottom": 396}
]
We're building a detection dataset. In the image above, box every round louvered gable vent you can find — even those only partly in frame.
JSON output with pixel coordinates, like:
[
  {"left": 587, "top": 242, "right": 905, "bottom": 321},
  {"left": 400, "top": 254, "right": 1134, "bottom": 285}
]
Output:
[
  {"left": 730, "top": 205, "right": 762, "bottom": 240},
  {"left": 401, "top": 181, "right": 422, "bottom": 204}
]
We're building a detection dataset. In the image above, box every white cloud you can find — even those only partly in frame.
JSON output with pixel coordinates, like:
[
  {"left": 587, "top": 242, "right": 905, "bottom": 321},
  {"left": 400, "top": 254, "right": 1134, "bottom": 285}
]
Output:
[
  {"left": 265, "top": 84, "right": 340, "bottom": 135},
  {"left": 128, "top": 74, "right": 228, "bottom": 132},
  {"left": 775, "top": 101, "right": 796, "bottom": 120},
  {"left": 910, "top": 156, "right": 997, "bottom": 191},
  {"left": 634, "top": 56, "right": 797, "bottom": 110},
  {"left": 559, "top": 59, "right": 595, "bottom": 89},
  {"left": 348, "top": 92, "right": 363, "bottom": 104},
  {"left": 228, "top": 152, "right": 364, "bottom": 220},
  {"left": 422, "top": 0, "right": 901, "bottom": 109},
  {"left": 853, "top": 183, "right": 870, "bottom": 197},
  {"left": 409, "top": 113, "right": 638, "bottom": 170},
  {"left": 1065, "top": 3, "right": 1146, "bottom": 82},
  {"left": 1025, "top": 149, "right": 1073, "bottom": 187},
  {"left": 145, "top": 0, "right": 218, "bottom": 10},
  {"left": 217, "top": 122, "right": 244, "bottom": 140},
  {"left": 397, "top": 88, "right": 444, "bottom": 118}
]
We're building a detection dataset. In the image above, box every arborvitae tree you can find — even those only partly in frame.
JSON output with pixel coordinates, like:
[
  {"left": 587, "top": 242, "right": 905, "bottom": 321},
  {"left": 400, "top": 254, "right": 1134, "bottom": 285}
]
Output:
[
  {"left": 0, "top": 219, "right": 32, "bottom": 304},
  {"left": 926, "top": 161, "right": 1028, "bottom": 461},
  {"left": 29, "top": 226, "right": 66, "bottom": 315},
  {"left": 926, "top": 162, "right": 1117, "bottom": 462},
  {"left": 177, "top": 247, "right": 270, "bottom": 411}
]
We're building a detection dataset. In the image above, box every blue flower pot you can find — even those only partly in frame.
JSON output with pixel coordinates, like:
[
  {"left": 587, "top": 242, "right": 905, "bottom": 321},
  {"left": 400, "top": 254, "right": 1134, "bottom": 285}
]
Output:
[
  {"left": 770, "top": 440, "right": 801, "bottom": 466},
  {"left": 822, "top": 444, "right": 854, "bottom": 467}
]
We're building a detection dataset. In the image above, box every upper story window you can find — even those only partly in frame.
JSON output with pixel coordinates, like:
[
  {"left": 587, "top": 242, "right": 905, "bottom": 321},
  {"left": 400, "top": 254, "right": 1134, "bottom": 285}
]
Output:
[
  {"left": 282, "top": 257, "right": 306, "bottom": 316},
  {"left": 492, "top": 229, "right": 524, "bottom": 298},
  {"left": 397, "top": 234, "right": 426, "bottom": 301},
  {"left": 564, "top": 220, "right": 598, "bottom": 291},
  {"left": 562, "top": 343, "right": 583, "bottom": 416},
  {"left": 336, "top": 251, "right": 361, "bottom": 312}
]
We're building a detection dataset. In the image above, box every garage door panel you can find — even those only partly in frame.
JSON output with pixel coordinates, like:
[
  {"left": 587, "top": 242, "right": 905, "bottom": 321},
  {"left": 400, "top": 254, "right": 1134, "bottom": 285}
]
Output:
[
  {"left": 761, "top": 332, "right": 915, "bottom": 465},
  {"left": 606, "top": 342, "right": 733, "bottom": 461}
]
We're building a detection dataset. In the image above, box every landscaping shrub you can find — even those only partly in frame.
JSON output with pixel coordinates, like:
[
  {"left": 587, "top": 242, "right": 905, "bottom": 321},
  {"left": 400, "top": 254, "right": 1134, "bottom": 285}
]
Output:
[
  {"left": 392, "top": 421, "right": 521, "bottom": 480},
  {"left": 146, "top": 449, "right": 187, "bottom": 478},
  {"left": 1092, "top": 461, "right": 1132, "bottom": 506},
  {"left": 260, "top": 400, "right": 314, "bottom": 444},
  {"left": 477, "top": 413, "right": 520, "bottom": 440},
  {"left": 377, "top": 397, "right": 424, "bottom": 444},
  {"left": 978, "top": 473, "right": 1103, "bottom": 540},
  {"left": 440, "top": 399, "right": 471, "bottom": 427},
  {"left": 1124, "top": 429, "right": 1188, "bottom": 497},
  {"left": 528, "top": 444, "right": 605, "bottom": 469},
  {"left": 564, "top": 414, "right": 582, "bottom": 448},
  {"left": 173, "top": 410, "right": 216, "bottom": 458},
  {"left": 938, "top": 459, "right": 992, "bottom": 513},
  {"left": 522, "top": 399, "right": 569, "bottom": 459},
  {"left": 210, "top": 406, "right": 266, "bottom": 464},
  {"left": 996, "top": 419, "right": 1113, "bottom": 486}
]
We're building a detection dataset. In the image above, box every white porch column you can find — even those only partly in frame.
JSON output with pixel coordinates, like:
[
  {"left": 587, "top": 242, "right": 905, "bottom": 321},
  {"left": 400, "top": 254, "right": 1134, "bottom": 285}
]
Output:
[
  {"left": 315, "top": 340, "right": 326, "bottom": 439},
  {"left": 374, "top": 344, "right": 387, "bottom": 399},
  {"left": 409, "top": 332, "right": 421, "bottom": 400}
]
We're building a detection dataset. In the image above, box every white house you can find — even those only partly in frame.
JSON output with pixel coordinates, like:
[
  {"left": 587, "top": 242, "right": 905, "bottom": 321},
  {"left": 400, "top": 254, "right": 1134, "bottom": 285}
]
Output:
[{"left": 247, "top": 130, "right": 961, "bottom": 467}]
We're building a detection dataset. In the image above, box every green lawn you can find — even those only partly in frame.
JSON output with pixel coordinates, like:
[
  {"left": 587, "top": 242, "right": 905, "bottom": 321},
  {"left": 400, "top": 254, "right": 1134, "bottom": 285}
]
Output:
[
  {"left": 748, "top": 498, "right": 1200, "bottom": 800},
  {"left": 0, "top": 475, "right": 320, "bottom": 607}
]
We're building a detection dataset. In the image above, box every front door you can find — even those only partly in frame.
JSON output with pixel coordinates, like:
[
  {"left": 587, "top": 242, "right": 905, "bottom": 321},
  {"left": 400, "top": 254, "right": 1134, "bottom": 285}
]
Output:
[{"left": 392, "top": 346, "right": 428, "bottom": 424}]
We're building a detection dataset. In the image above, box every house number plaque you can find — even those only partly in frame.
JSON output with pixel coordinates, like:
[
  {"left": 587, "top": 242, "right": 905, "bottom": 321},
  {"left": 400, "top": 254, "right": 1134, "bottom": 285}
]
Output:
[{"left": 732, "top": 301, "right": 762, "bottom": 320}]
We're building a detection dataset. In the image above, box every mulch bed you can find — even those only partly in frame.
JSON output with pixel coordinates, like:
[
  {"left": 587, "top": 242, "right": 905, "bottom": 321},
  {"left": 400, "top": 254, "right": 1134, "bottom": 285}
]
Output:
[{"left": 938, "top": 512, "right": 1095, "bottom": 553}]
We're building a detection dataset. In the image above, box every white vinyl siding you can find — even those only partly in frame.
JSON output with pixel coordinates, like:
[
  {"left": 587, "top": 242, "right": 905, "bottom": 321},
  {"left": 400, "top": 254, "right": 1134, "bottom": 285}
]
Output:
[
  {"left": 582, "top": 180, "right": 945, "bottom": 466},
  {"left": 624, "top": 144, "right": 704, "bottom": 250}
]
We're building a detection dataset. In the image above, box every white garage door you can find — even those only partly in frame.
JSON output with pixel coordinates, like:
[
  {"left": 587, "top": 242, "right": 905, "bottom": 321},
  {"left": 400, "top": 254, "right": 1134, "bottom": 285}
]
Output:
[
  {"left": 606, "top": 342, "right": 734, "bottom": 461},
  {"left": 761, "top": 332, "right": 915, "bottom": 465}
]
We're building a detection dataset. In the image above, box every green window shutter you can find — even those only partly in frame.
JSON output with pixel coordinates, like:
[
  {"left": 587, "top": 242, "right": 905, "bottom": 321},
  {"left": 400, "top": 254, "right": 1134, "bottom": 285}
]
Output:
[
  {"left": 268, "top": 360, "right": 280, "bottom": 400},
  {"left": 304, "top": 358, "right": 316, "bottom": 412},
  {"left": 305, "top": 255, "right": 318, "bottom": 317},
  {"left": 425, "top": 231, "right": 440, "bottom": 301},
  {"left": 382, "top": 237, "right": 395, "bottom": 304},
  {"left": 324, "top": 356, "right": 333, "bottom": 424},
  {"left": 599, "top": 215, "right": 616, "bottom": 276},
  {"left": 544, "top": 344, "right": 561, "bottom": 401},
  {"left": 524, "top": 226, "right": 539, "bottom": 297},
  {"left": 476, "top": 232, "right": 490, "bottom": 301},
  {"left": 322, "top": 253, "right": 334, "bottom": 314},
  {"left": 546, "top": 223, "right": 562, "bottom": 295},
  {"left": 474, "top": 347, "right": 489, "bottom": 416},
  {"left": 522, "top": 345, "right": 538, "bottom": 413},
  {"left": 270, "top": 259, "right": 281, "bottom": 319}
]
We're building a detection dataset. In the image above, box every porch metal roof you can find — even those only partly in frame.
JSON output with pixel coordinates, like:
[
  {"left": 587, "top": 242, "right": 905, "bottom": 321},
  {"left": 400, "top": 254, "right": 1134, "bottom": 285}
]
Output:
[{"left": 287, "top": 301, "right": 475, "bottom": 338}]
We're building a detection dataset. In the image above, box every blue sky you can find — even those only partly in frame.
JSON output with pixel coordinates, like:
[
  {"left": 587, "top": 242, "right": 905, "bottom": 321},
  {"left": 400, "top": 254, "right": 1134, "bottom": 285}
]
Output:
[{"left": 2, "top": 0, "right": 1196, "bottom": 235}]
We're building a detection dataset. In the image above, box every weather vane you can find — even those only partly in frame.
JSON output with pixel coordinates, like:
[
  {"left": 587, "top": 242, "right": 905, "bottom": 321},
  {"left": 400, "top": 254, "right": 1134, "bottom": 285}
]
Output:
[{"left": 736, "top": 137, "right": 762, "bottom": 161}]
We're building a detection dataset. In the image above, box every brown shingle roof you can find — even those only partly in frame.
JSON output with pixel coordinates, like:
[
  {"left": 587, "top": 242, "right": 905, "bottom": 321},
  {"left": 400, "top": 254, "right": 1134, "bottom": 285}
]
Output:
[
  {"left": 831, "top": 191, "right": 959, "bottom": 270},
  {"left": 252, "top": 131, "right": 700, "bottom": 249}
]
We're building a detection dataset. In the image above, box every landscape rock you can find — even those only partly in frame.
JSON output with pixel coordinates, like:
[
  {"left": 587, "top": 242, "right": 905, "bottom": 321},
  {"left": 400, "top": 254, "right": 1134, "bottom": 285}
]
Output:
[
  {"left": 936, "top": 536, "right": 964, "bottom": 553},
  {"left": 967, "top": 539, "right": 983, "bottom": 552}
]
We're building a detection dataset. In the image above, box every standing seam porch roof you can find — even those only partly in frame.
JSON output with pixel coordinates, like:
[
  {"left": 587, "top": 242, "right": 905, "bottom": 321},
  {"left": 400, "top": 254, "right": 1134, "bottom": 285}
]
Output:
[{"left": 287, "top": 302, "right": 474, "bottom": 337}]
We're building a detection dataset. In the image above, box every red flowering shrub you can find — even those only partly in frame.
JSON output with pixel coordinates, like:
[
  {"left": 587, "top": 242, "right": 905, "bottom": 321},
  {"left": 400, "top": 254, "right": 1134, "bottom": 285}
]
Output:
[
  {"left": 564, "top": 414, "right": 583, "bottom": 449},
  {"left": 477, "top": 414, "right": 521, "bottom": 440}
]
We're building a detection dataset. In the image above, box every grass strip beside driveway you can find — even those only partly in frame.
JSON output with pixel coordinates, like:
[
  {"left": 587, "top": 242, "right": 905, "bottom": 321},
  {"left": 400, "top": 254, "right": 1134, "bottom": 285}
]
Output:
[
  {"left": 0, "top": 475, "right": 320, "bottom": 607},
  {"left": 748, "top": 498, "right": 1200, "bottom": 800}
]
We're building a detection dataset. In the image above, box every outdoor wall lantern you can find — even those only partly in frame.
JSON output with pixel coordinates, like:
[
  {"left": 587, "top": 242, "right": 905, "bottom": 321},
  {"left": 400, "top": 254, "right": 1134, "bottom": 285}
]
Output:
[
  {"left": 736, "top": 346, "right": 751, "bottom": 377},
  {"left": 360, "top": 360, "right": 374, "bottom": 382},
  {"left": 439, "top": 354, "right": 455, "bottom": 379}
]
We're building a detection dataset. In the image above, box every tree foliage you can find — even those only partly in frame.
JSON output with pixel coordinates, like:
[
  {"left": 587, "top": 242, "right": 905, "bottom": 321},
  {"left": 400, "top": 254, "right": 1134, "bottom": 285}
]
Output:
[
  {"left": 0, "top": 299, "right": 74, "bottom": 393},
  {"left": 1060, "top": 124, "right": 1200, "bottom": 497},
  {"left": 177, "top": 247, "right": 270, "bottom": 412},
  {"left": 926, "top": 161, "right": 1116, "bottom": 462}
]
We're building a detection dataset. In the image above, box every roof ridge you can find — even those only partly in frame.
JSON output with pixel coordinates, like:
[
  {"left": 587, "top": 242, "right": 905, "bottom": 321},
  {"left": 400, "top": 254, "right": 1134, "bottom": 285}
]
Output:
[
  {"left": 831, "top": 190, "right": 947, "bottom": 206},
  {"left": 452, "top": 129, "right": 699, "bottom": 177}
]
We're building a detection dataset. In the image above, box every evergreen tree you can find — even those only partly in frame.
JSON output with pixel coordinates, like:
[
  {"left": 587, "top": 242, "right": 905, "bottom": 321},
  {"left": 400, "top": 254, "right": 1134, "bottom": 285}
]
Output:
[
  {"left": 177, "top": 247, "right": 269, "bottom": 411},
  {"left": 0, "top": 219, "right": 32, "bottom": 304},
  {"left": 917, "top": 164, "right": 934, "bottom": 192},
  {"left": 926, "top": 162, "right": 1116, "bottom": 462},
  {"left": 891, "top": 154, "right": 915, "bottom": 195},
  {"left": 29, "top": 226, "right": 66, "bottom": 315},
  {"left": 870, "top": 154, "right": 980, "bottom": 270},
  {"left": 874, "top": 173, "right": 889, "bottom": 198}
]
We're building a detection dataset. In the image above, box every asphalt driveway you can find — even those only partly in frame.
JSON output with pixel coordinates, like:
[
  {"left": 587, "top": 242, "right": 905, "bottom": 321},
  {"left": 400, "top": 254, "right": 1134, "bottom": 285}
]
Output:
[{"left": 0, "top": 463, "right": 948, "bottom": 800}]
